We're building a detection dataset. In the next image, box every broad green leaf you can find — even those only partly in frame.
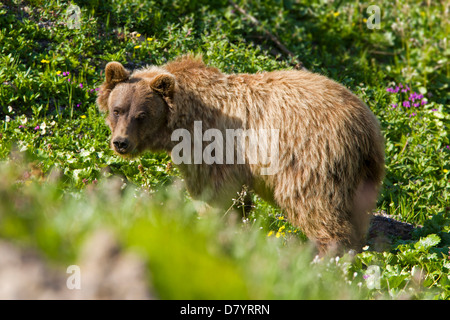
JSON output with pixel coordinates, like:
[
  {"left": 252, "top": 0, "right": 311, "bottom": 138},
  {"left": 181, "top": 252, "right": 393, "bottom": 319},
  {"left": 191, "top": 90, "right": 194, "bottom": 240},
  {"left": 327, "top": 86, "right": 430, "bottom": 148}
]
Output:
[{"left": 414, "top": 234, "right": 441, "bottom": 251}]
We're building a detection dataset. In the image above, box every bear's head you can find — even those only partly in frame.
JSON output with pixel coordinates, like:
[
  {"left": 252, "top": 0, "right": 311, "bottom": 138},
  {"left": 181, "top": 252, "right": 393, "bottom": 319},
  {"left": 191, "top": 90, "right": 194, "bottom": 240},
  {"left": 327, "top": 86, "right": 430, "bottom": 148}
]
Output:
[{"left": 96, "top": 62, "right": 175, "bottom": 156}]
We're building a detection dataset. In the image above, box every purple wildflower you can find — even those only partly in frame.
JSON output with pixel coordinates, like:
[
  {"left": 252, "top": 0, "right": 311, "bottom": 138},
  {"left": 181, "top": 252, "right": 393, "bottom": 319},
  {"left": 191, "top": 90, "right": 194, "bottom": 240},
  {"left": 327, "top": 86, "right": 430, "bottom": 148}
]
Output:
[
  {"left": 19, "top": 125, "right": 24, "bottom": 129},
  {"left": 34, "top": 125, "right": 40, "bottom": 131},
  {"left": 79, "top": 83, "right": 83, "bottom": 88},
  {"left": 402, "top": 101, "right": 411, "bottom": 108},
  {"left": 421, "top": 100, "right": 427, "bottom": 105},
  {"left": 386, "top": 86, "right": 400, "bottom": 93},
  {"left": 431, "top": 108, "right": 438, "bottom": 111},
  {"left": 413, "top": 102, "right": 420, "bottom": 107},
  {"left": 391, "top": 103, "right": 397, "bottom": 109},
  {"left": 68, "top": 78, "right": 71, "bottom": 82},
  {"left": 409, "top": 112, "right": 416, "bottom": 117},
  {"left": 76, "top": 104, "right": 80, "bottom": 108},
  {"left": 410, "top": 92, "right": 424, "bottom": 101}
]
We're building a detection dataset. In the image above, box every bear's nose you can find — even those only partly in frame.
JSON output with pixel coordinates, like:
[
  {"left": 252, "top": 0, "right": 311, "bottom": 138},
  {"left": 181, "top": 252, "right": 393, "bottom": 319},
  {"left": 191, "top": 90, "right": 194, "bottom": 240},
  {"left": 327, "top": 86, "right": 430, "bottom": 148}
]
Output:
[{"left": 113, "top": 137, "right": 130, "bottom": 153}]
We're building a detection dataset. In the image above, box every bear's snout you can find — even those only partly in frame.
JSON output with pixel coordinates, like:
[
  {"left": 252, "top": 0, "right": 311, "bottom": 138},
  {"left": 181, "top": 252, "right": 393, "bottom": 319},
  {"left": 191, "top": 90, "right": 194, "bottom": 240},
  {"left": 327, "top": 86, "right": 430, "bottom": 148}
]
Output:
[{"left": 113, "top": 137, "right": 131, "bottom": 154}]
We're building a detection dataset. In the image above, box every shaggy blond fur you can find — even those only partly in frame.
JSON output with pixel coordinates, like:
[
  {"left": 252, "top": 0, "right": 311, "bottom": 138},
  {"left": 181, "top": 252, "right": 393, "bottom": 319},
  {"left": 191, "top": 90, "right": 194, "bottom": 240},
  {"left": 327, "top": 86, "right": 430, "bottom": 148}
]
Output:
[{"left": 97, "top": 55, "right": 385, "bottom": 254}]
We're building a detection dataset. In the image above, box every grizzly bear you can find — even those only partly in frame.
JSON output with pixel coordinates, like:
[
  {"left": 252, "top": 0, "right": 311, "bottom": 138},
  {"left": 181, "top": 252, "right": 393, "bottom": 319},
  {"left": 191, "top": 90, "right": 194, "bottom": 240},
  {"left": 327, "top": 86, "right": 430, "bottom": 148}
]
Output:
[{"left": 96, "top": 55, "right": 385, "bottom": 254}]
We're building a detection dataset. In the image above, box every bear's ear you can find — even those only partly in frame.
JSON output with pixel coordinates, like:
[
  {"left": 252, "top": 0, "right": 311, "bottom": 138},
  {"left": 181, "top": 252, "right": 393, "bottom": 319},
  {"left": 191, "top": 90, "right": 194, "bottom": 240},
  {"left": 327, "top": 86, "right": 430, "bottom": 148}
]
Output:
[
  {"left": 150, "top": 74, "right": 175, "bottom": 98},
  {"left": 105, "top": 61, "right": 130, "bottom": 85},
  {"left": 96, "top": 62, "right": 130, "bottom": 113}
]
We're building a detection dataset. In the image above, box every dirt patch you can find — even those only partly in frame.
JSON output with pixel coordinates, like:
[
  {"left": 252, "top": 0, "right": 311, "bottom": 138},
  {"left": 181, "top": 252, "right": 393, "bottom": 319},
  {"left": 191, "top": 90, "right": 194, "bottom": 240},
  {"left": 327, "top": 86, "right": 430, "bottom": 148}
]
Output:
[{"left": 367, "top": 211, "right": 419, "bottom": 251}]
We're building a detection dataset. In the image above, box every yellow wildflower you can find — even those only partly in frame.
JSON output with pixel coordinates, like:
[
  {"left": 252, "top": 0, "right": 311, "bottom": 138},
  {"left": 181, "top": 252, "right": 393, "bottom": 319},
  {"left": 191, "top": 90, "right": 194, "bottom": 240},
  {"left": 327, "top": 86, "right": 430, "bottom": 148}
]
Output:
[
  {"left": 134, "top": 45, "right": 141, "bottom": 49},
  {"left": 267, "top": 231, "right": 274, "bottom": 237},
  {"left": 80, "top": 115, "right": 86, "bottom": 119},
  {"left": 444, "top": 169, "right": 449, "bottom": 173},
  {"left": 333, "top": 12, "right": 340, "bottom": 17},
  {"left": 276, "top": 231, "right": 286, "bottom": 238},
  {"left": 41, "top": 59, "right": 50, "bottom": 63},
  {"left": 363, "top": 18, "right": 368, "bottom": 23},
  {"left": 136, "top": 33, "right": 141, "bottom": 37},
  {"left": 56, "top": 71, "right": 61, "bottom": 75},
  {"left": 147, "top": 37, "right": 153, "bottom": 41},
  {"left": 229, "top": 49, "right": 234, "bottom": 52}
]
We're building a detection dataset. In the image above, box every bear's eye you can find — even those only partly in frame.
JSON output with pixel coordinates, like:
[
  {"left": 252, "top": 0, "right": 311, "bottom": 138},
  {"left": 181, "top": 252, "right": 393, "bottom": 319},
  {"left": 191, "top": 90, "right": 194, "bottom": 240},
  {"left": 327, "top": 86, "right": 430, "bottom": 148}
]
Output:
[
  {"left": 136, "top": 112, "right": 147, "bottom": 121},
  {"left": 112, "top": 109, "right": 120, "bottom": 117}
]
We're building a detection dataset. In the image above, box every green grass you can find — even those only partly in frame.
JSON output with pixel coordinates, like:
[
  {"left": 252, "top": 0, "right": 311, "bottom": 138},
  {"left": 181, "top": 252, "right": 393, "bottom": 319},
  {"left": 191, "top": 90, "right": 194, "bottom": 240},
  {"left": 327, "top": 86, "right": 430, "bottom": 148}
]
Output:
[{"left": 0, "top": 0, "right": 449, "bottom": 299}]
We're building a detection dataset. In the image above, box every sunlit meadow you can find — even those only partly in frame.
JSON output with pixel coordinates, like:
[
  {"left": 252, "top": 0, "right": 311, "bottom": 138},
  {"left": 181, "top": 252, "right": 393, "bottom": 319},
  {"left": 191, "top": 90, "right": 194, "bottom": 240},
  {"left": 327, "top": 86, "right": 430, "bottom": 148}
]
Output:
[{"left": 0, "top": 0, "right": 449, "bottom": 299}]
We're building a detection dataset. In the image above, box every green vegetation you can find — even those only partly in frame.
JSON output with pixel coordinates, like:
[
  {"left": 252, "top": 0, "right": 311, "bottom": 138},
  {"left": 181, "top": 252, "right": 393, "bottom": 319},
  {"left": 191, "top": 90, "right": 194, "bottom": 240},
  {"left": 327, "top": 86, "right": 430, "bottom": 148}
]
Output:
[{"left": 0, "top": 0, "right": 449, "bottom": 299}]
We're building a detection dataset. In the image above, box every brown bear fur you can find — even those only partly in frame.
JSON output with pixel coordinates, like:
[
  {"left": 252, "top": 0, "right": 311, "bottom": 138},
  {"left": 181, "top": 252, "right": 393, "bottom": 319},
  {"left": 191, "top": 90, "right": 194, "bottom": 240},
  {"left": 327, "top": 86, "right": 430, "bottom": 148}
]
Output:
[{"left": 97, "top": 55, "right": 385, "bottom": 255}]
